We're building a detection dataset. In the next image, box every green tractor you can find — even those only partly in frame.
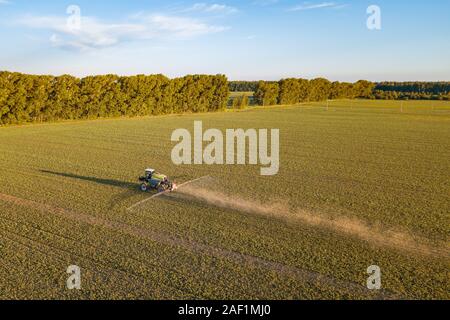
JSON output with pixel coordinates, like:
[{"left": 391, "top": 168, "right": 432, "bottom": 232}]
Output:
[{"left": 139, "top": 169, "right": 176, "bottom": 193}]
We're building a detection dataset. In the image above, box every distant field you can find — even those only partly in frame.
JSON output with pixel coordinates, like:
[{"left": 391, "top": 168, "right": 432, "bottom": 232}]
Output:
[
  {"left": 0, "top": 100, "right": 449, "bottom": 299},
  {"left": 229, "top": 91, "right": 254, "bottom": 98}
]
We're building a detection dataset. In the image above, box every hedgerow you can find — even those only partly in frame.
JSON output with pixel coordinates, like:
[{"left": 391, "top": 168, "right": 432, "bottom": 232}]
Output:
[{"left": 0, "top": 72, "right": 229, "bottom": 125}]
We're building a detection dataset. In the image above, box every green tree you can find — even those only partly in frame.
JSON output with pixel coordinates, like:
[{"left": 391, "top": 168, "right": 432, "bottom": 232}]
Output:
[
  {"left": 254, "top": 81, "right": 280, "bottom": 106},
  {"left": 308, "top": 78, "right": 331, "bottom": 102},
  {"left": 354, "top": 80, "right": 375, "bottom": 98},
  {"left": 232, "top": 94, "right": 249, "bottom": 109}
]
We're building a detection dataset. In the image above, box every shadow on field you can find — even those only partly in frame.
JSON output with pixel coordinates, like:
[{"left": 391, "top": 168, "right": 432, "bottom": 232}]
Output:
[
  {"left": 40, "top": 169, "right": 143, "bottom": 210},
  {"left": 40, "top": 170, "right": 139, "bottom": 190}
]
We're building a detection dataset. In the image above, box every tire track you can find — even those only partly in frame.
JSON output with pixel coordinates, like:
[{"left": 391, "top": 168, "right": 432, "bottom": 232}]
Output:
[
  {"left": 0, "top": 227, "right": 197, "bottom": 299},
  {"left": 0, "top": 213, "right": 248, "bottom": 298},
  {"left": 0, "top": 211, "right": 209, "bottom": 298},
  {"left": 0, "top": 192, "right": 400, "bottom": 299}
]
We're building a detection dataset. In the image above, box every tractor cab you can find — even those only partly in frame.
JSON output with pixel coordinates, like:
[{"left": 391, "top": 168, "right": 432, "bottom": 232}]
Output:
[{"left": 145, "top": 168, "right": 155, "bottom": 179}]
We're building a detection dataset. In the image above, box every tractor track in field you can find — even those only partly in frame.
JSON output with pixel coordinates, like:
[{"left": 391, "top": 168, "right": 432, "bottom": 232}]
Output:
[
  {"left": 0, "top": 192, "right": 400, "bottom": 299},
  {"left": 0, "top": 212, "right": 251, "bottom": 299},
  {"left": 0, "top": 221, "right": 200, "bottom": 299}
]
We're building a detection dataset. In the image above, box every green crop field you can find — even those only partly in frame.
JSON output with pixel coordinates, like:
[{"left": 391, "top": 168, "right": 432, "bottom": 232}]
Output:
[{"left": 0, "top": 100, "right": 449, "bottom": 299}]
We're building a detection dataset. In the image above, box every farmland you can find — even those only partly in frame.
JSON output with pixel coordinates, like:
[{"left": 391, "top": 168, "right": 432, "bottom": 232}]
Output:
[{"left": 0, "top": 100, "right": 449, "bottom": 299}]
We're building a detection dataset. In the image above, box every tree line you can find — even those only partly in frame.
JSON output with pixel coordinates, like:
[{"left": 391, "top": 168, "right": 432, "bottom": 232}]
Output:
[
  {"left": 253, "top": 79, "right": 375, "bottom": 106},
  {"left": 1, "top": 72, "right": 448, "bottom": 125},
  {"left": 229, "top": 81, "right": 262, "bottom": 92},
  {"left": 0, "top": 71, "right": 229, "bottom": 125},
  {"left": 373, "top": 82, "right": 450, "bottom": 100},
  {"left": 230, "top": 80, "right": 450, "bottom": 103},
  {"left": 375, "top": 82, "right": 450, "bottom": 94}
]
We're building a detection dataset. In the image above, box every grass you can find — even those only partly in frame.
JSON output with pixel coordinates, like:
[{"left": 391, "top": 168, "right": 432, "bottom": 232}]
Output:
[{"left": 0, "top": 100, "right": 449, "bottom": 299}]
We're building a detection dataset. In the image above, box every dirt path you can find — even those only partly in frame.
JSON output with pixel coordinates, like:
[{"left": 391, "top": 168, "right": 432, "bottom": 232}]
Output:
[{"left": 0, "top": 192, "right": 398, "bottom": 299}]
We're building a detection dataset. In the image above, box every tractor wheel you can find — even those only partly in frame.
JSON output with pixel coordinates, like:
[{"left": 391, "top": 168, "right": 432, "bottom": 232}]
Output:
[
  {"left": 140, "top": 183, "right": 148, "bottom": 192},
  {"left": 157, "top": 186, "right": 166, "bottom": 193}
]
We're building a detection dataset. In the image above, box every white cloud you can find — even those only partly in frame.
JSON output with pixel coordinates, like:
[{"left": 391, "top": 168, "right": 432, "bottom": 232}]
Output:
[
  {"left": 16, "top": 13, "right": 228, "bottom": 51},
  {"left": 186, "top": 3, "right": 238, "bottom": 14},
  {"left": 146, "top": 15, "right": 228, "bottom": 37},
  {"left": 0, "top": 0, "right": 11, "bottom": 4},
  {"left": 288, "top": 2, "right": 346, "bottom": 11}
]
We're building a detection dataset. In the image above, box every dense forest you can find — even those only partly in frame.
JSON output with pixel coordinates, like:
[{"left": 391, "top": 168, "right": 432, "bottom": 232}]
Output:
[
  {"left": 229, "top": 80, "right": 450, "bottom": 102},
  {"left": 0, "top": 72, "right": 228, "bottom": 125}
]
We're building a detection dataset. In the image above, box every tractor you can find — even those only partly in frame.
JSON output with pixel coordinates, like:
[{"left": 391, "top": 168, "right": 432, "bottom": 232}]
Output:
[{"left": 139, "top": 169, "right": 176, "bottom": 193}]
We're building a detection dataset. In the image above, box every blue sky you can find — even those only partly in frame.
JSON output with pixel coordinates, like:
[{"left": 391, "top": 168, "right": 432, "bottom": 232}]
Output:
[{"left": 0, "top": 0, "right": 449, "bottom": 81}]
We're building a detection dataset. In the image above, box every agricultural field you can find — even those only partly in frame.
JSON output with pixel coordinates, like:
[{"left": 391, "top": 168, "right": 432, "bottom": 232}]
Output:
[{"left": 0, "top": 99, "right": 449, "bottom": 299}]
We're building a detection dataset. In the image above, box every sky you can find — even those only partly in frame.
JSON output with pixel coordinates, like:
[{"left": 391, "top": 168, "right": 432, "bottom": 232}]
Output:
[{"left": 0, "top": 0, "right": 449, "bottom": 81}]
